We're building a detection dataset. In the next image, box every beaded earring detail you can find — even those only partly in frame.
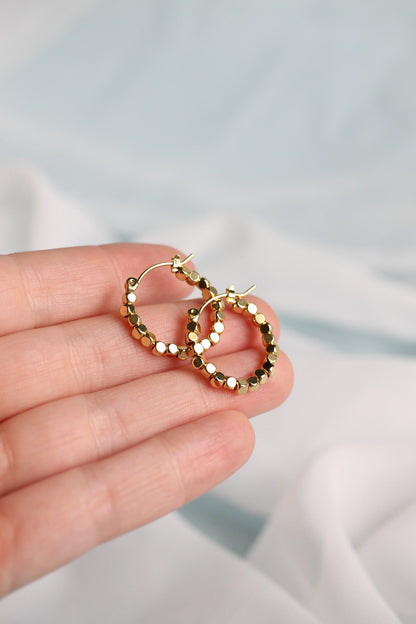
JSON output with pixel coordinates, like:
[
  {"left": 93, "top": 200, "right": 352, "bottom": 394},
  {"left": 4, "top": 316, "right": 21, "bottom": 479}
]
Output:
[
  {"left": 120, "top": 253, "right": 224, "bottom": 359},
  {"left": 187, "top": 285, "right": 280, "bottom": 393}
]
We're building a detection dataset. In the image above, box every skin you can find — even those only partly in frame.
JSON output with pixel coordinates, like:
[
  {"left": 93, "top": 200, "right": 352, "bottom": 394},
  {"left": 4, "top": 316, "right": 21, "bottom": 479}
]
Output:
[{"left": 0, "top": 243, "right": 293, "bottom": 596}]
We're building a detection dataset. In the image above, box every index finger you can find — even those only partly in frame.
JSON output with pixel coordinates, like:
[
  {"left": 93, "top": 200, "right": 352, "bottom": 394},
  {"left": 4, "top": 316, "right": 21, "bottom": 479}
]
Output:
[{"left": 0, "top": 243, "right": 196, "bottom": 336}]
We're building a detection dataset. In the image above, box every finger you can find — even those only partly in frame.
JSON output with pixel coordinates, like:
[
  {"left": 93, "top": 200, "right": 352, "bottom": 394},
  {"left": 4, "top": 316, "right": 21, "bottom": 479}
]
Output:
[
  {"left": 0, "top": 243, "right": 197, "bottom": 336},
  {"left": 0, "top": 297, "right": 280, "bottom": 420},
  {"left": 0, "top": 348, "right": 292, "bottom": 497},
  {"left": 0, "top": 410, "right": 255, "bottom": 596}
]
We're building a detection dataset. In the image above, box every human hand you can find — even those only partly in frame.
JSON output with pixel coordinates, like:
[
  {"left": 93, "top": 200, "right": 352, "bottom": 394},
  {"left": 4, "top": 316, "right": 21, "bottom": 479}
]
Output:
[{"left": 0, "top": 243, "right": 293, "bottom": 595}]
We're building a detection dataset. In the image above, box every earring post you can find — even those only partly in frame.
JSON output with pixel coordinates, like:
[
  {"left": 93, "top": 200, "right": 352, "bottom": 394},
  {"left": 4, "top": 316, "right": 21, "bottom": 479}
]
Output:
[{"left": 195, "top": 284, "right": 257, "bottom": 320}]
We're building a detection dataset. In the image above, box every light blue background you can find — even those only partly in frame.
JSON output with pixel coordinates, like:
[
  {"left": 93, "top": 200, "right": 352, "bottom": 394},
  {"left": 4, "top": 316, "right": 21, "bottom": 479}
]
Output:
[{"left": 1, "top": 0, "right": 415, "bottom": 251}]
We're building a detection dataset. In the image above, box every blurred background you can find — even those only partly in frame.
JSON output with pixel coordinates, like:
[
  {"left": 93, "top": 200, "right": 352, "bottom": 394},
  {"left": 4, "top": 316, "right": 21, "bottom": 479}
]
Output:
[
  {"left": 1, "top": 0, "right": 416, "bottom": 257},
  {"left": 1, "top": 2, "right": 416, "bottom": 622}
]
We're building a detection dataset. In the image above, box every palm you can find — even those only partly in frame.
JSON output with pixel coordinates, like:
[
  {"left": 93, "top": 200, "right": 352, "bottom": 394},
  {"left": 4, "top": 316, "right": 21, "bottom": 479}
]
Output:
[{"left": 0, "top": 243, "right": 292, "bottom": 595}]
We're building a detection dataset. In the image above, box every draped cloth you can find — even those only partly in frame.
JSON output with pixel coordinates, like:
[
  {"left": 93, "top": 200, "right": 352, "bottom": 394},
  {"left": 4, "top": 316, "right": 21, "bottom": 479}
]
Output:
[{"left": 1, "top": 2, "right": 415, "bottom": 621}]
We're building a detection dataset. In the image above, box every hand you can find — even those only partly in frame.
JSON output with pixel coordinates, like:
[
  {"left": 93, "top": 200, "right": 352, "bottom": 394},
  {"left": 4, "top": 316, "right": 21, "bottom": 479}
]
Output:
[{"left": 0, "top": 243, "right": 293, "bottom": 595}]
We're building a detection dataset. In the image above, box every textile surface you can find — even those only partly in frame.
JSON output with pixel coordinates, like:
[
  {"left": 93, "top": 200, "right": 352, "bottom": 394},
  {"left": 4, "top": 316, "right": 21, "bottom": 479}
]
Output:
[{"left": 0, "top": 2, "right": 415, "bottom": 622}]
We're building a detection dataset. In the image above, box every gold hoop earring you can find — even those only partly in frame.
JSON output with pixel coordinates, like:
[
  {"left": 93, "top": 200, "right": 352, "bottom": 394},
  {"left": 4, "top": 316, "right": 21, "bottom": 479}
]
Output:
[
  {"left": 187, "top": 284, "right": 280, "bottom": 393},
  {"left": 120, "top": 253, "right": 225, "bottom": 359}
]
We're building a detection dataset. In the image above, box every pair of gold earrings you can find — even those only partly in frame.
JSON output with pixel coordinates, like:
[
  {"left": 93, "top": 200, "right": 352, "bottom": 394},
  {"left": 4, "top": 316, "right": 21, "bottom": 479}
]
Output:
[{"left": 120, "top": 253, "right": 280, "bottom": 394}]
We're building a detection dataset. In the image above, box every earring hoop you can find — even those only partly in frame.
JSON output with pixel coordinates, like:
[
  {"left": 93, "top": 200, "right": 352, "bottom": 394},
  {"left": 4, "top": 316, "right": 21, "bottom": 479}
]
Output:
[
  {"left": 187, "top": 284, "right": 280, "bottom": 393},
  {"left": 120, "top": 253, "right": 225, "bottom": 359}
]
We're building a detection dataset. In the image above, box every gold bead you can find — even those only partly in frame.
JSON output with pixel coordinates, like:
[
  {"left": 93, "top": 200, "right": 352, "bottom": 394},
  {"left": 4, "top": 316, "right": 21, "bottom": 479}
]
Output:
[
  {"left": 177, "top": 347, "right": 189, "bottom": 360},
  {"left": 187, "top": 321, "right": 200, "bottom": 333},
  {"left": 127, "top": 292, "right": 137, "bottom": 303},
  {"left": 213, "top": 321, "right": 224, "bottom": 334},
  {"left": 253, "top": 313, "right": 266, "bottom": 326},
  {"left": 237, "top": 379, "right": 249, "bottom": 394},
  {"left": 199, "top": 277, "right": 210, "bottom": 290},
  {"left": 205, "top": 362, "right": 217, "bottom": 376},
  {"left": 187, "top": 270, "right": 200, "bottom": 286},
  {"left": 263, "top": 360, "right": 276, "bottom": 376},
  {"left": 122, "top": 291, "right": 137, "bottom": 304},
  {"left": 167, "top": 343, "right": 179, "bottom": 356},
  {"left": 128, "top": 313, "right": 140, "bottom": 326},
  {"left": 202, "top": 289, "right": 213, "bottom": 300},
  {"left": 263, "top": 333, "right": 275, "bottom": 345},
  {"left": 260, "top": 322, "right": 273, "bottom": 334},
  {"left": 201, "top": 338, "right": 211, "bottom": 351},
  {"left": 266, "top": 344, "right": 278, "bottom": 354},
  {"left": 200, "top": 361, "right": 216, "bottom": 377},
  {"left": 234, "top": 298, "right": 247, "bottom": 313},
  {"left": 247, "top": 302, "right": 258, "bottom": 316},
  {"left": 153, "top": 341, "right": 167, "bottom": 355},
  {"left": 248, "top": 376, "right": 260, "bottom": 391},
  {"left": 132, "top": 324, "right": 147, "bottom": 339},
  {"left": 176, "top": 266, "right": 190, "bottom": 281},
  {"left": 141, "top": 332, "right": 156, "bottom": 347},
  {"left": 187, "top": 331, "right": 199, "bottom": 344},
  {"left": 120, "top": 305, "right": 129, "bottom": 317},
  {"left": 225, "top": 376, "right": 238, "bottom": 390},
  {"left": 210, "top": 372, "right": 226, "bottom": 387},
  {"left": 255, "top": 369, "right": 268, "bottom": 385},
  {"left": 266, "top": 352, "right": 278, "bottom": 365},
  {"left": 192, "top": 356, "right": 205, "bottom": 370},
  {"left": 193, "top": 342, "right": 204, "bottom": 356}
]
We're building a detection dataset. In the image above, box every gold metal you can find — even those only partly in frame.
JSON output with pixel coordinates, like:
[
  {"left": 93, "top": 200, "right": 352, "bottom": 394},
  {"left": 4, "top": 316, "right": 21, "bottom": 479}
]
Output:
[
  {"left": 187, "top": 270, "right": 201, "bottom": 285},
  {"left": 266, "top": 352, "right": 278, "bottom": 365},
  {"left": 263, "top": 333, "right": 275, "bottom": 345},
  {"left": 132, "top": 324, "right": 148, "bottom": 340},
  {"left": 237, "top": 379, "right": 249, "bottom": 394},
  {"left": 153, "top": 341, "right": 167, "bottom": 355},
  {"left": 121, "top": 253, "right": 224, "bottom": 357},
  {"left": 187, "top": 284, "right": 280, "bottom": 393},
  {"left": 266, "top": 344, "right": 279, "bottom": 354},
  {"left": 128, "top": 313, "right": 140, "bottom": 327},
  {"left": 225, "top": 376, "right": 238, "bottom": 390},
  {"left": 193, "top": 342, "right": 204, "bottom": 356},
  {"left": 210, "top": 372, "right": 226, "bottom": 387},
  {"left": 167, "top": 343, "right": 179, "bottom": 356},
  {"left": 120, "top": 304, "right": 133, "bottom": 317},
  {"left": 122, "top": 255, "right": 281, "bottom": 394},
  {"left": 253, "top": 313, "right": 266, "bottom": 326},
  {"left": 141, "top": 332, "right": 156, "bottom": 347},
  {"left": 213, "top": 321, "right": 225, "bottom": 334},
  {"left": 177, "top": 346, "right": 189, "bottom": 360},
  {"left": 125, "top": 277, "right": 138, "bottom": 291},
  {"left": 192, "top": 356, "right": 205, "bottom": 369},
  {"left": 255, "top": 369, "right": 268, "bottom": 385},
  {"left": 187, "top": 331, "right": 199, "bottom": 344},
  {"left": 234, "top": 298, "right": 247, "bottom": 313},
  {"left": 201, "top": 338, "right": 211, "bottom": 350},
  {"left": 193, "top": 284, "right": 256, "bottom": 322},
  {"left": 204, "top": 362, "right": 217, "bottom": 377}
]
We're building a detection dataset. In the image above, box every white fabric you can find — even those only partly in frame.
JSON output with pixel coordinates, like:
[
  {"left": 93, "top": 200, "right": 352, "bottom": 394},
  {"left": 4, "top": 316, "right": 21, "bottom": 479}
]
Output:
[
  {"left": 1, "top": 2, "right": 416, "bottom": 622},
  {"left": 1, "top": 168, "right": 415, "bottom": 623}
]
